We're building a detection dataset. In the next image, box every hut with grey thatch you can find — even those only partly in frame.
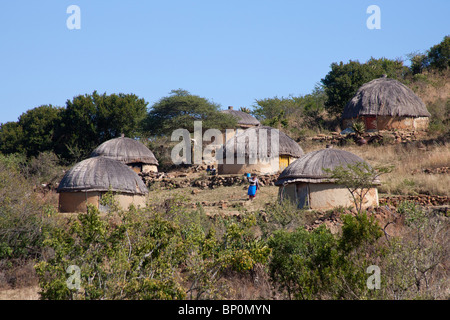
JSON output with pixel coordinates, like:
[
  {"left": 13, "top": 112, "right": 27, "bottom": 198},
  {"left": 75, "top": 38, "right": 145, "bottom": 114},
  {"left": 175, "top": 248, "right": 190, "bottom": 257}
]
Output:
[
  {"left": 222, "top": 106, "right": 261, "bottom": 129},
  {"left": 342, "top": 75, "right": 430, "bottom": 131},
  {"left": 220, "top": 106, "right": 261, "bottom": 144},
  {"left": 57, "top": 156, "right": 148, "bottom": 213},
  {"left": 218, "top": 126, "right": 304, "bottom": 175},
  {"left": 90, "top": 135, "right": 158, "bottom": 173},
  {"left": 275, "top": 146, "right": 379, "bottom": 210}
]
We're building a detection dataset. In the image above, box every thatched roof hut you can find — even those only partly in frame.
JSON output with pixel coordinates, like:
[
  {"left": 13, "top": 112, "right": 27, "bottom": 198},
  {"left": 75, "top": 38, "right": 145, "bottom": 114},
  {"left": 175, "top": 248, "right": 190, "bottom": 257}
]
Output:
[
  {"left": 222, "top": 106, "right": 261, "bottom": 128},
  {"left": 57, "top": 157, "right": 148, "bottom": 213},
  {"left": 275, "top": 147, "right": 379, "bottom": 210},
  {"left": 90, "top": 135, "right": 158, "bottom": 173},
  {"left": 342, "top": 76, "right": 430, "bottom": 131},
  {"left": 218, "top": 126, "right": 304, "bottom": 174}
]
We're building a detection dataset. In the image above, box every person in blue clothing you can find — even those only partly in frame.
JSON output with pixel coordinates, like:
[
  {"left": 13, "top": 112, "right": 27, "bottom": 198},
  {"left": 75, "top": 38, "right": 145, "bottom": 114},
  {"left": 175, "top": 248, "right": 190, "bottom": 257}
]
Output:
[{"left": 247, "top": 173, "right": 260, "bottom": 201}]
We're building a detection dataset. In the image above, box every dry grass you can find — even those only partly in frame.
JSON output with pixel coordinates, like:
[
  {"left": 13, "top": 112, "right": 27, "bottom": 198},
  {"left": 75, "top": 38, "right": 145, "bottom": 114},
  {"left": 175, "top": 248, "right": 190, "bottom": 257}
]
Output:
[{"left": 338, "top": 143, "right": 450, "bottom": 196}]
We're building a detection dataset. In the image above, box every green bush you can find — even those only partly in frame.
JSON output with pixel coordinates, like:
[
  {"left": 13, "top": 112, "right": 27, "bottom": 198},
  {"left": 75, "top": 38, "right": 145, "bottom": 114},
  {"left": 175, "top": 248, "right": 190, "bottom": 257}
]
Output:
[{"left": 268, "top": 213, "right": 383, "bottom": 300}]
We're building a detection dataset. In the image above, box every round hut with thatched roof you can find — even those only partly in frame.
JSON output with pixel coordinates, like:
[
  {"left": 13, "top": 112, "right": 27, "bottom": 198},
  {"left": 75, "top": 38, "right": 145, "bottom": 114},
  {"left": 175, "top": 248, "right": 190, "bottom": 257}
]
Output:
[
  {"left": 342, "top": 75, "right": 431, "bottom": 131},
  {"left": 220, "top": 106, "right": 261, "bottom": 144},
  {"left": 222, "top": 106, "right": 261, "bottom": 129},
  {"left": 57, "top": 157, "right": 148, "bottom": 213},
  {"left": 90, "top": 134, "right": 159, "bottom": 173},
  {"left": 275, "top": 146, "right": 379, "bottom": 210},
  {"left": 218, "top": 126, "right": 304, "bottom": 175}
]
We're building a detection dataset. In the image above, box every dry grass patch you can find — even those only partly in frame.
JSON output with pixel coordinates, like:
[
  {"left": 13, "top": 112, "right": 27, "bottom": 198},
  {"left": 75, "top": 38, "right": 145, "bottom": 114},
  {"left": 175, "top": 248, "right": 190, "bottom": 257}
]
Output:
[{"left": 340, "top": 143, "right": 450, "bottom": 196}]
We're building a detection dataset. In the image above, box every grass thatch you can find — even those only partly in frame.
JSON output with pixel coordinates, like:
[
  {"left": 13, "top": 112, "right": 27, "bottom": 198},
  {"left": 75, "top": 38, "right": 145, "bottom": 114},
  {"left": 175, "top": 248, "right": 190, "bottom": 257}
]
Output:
[{"left": 342, "top": 77, "right": 431, "bottom": 119}]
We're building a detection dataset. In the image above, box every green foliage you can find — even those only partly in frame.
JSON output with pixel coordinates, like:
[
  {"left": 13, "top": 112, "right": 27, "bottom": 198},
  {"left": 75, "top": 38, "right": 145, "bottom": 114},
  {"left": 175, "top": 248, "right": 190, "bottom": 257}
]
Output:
[
  {"left": 427, "top": 98, "right": 450, "bottom": 135},
  {"left": 427, "top": 35, "right": 450, "bottom": 71},
  {"left": 0, "top": 122, "right": 25, "bottom": 155},
  {"left": 351, "top": 121, "right": 366, "bottom": 136},
  {"left": 54, "top": 91, "right": 148, "bottom": 163},
  {"left": 0, "top": 105, "right": 61, "bottom": 157},
  {"left": 146, "top": 89, "right": 237, "bottom": 136},
  {"left": 35, "top": 205, "right": 186, "bottom": 300},
  {"left": 35, "top": 196, "right": 270, "bottom": 300},
  {"left": 0, "top": 155, "right": 50, "bottom": 262},
  {"left": 268, "top": 212, "right": 383, "bottom": 300}
]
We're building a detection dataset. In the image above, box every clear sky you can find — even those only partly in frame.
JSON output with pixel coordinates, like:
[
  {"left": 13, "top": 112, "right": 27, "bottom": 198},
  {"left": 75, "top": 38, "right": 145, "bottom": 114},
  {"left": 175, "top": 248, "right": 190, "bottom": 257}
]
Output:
[{"left": 0, "top": 0, "right": 449, "bottom": 123}]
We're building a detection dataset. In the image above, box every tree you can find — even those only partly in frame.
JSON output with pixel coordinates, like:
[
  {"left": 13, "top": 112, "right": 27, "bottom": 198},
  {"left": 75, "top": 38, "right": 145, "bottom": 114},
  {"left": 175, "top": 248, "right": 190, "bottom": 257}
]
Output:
[
  {"left": 321, "top": 58, "right": 407, "bottom": 116},
  {"left": 0, "top": 121, "right": 24, "bottom": 155},
  {"left": 54, "top": 91, "right": 148, "bottom": 163},
  {"left": 427, "top": 35, "right": 450, "bottom": 71},
  {"left": 0, "top": 105, "right": 61, "bottom": 157},
  {"left": 18, "top": 105, "right": 62, "bottom": 158},
  {"left": 146, "top": 89, "right": 237, "bottom": 136},
  {"left": 324, "top": 162, "right": 393, "bottom": 214}
]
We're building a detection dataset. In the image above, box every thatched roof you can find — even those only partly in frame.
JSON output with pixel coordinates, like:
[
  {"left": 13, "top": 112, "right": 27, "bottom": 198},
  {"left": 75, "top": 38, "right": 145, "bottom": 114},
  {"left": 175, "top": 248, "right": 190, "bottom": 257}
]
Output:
[
  {"left": 223, "top": 126, "right": 304, "bottom": 158},
  {"left": 275, "top": 147, "right": 377, "bottom": 185},
  {"left": 342, "top": 77, "right": 431, "bottom": 119},
  {"left": 57, "top": 157, "right": 148, "bottom": 194},
  {"left": 90, "top": 136, "right": 158, "bottom": 165},
  {"left": 222, "top": 106, "right": 261, "bottom": 126}
]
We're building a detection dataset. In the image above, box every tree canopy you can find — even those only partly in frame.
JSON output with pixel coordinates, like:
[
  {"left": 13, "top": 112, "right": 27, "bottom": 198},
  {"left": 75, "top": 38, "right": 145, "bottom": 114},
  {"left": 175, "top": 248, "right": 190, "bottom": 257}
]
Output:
[
  {"left": 0, "top": 105, "right": 62, "bottom": 158},
  {"left": 54, "top": 91, "right": 148, "bottom": 163},
  {"left": 146, "top": 89, "right": 237, "bottom": 136}
]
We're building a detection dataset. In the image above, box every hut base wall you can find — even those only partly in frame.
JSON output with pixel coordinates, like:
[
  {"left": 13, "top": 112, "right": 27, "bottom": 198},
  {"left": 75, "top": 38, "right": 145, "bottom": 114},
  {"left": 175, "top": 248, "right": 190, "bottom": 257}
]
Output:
[
  {"left": 278, "top": 183, "right": 379, "bottom": 210},
  {"left": 59, "top": 192, "right": 100, "bottom": 213},
  {"left": 142, "top": 165, "right": 158, "bottom": 173},
  {"left": 343, "top": 116, "right": 429, "bottom": 131},
  {"left": 218, "top": 159, "right": 280, "bottom": 175},
  {"left": 59, "top": 192, "right": 147, "bottom": 213}
]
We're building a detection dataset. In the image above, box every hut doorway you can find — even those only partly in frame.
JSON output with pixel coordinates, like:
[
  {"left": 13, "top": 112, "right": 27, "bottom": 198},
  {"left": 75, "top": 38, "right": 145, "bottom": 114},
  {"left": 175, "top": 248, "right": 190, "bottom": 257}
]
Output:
[
  {"left": 296, "top": 184, "right": 309, "bottom": 209},
  {"left": 279, "top": 155, "right": 291, "bottom": 171},
  {"left": 364, "top": 116, "right": 377, "bottom": 130}
]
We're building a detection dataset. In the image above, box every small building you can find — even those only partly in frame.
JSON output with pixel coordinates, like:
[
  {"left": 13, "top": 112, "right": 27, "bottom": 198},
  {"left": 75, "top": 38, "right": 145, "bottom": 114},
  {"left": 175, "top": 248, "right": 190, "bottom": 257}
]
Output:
[
  {"left": 221, "top": 106, "right": 261, "bottom": 129},
  {"left": 57, "top": 156, "right": 148, "bottom": 213},
  {"left": 221, "top": 106, "right": 261, "bottom": 144},
  {"left": 218, "top": 126, "right": 304, "bottom": 175},
  {"left": 275, "top": 146, "right": 379, "bottom": 210},
  {"left": 342, "top": 75, "right": 431, "bottom": 131},
  {"left": 90, "top": 135, "right": 159, "bottom": 173}
]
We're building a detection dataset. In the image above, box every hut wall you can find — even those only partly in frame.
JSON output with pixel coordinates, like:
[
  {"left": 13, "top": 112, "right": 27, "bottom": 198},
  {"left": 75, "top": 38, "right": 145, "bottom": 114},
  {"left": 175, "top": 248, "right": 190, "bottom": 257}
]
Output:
[
  {"left": 278, "top": 183, "right": 379, "bottom": 210},
  {"left": 343, "top": 116, "right": 429, "bottom": 131},
  {"left": 218, "top": 157, "right": 285, "bottom": 175},
  {"left": 114, "top": 194, "right": 147, "bottom": 210},
  {"left": 309, "top": 183, "right": 378, "bottom": 210},
  {"left": 59, "top": 192, "right": 147, "bottom": 213},
  {"left": 58, "top": 191, "right": 100, "bottom": 213},
  {"left": 142, "top": 164, "right": 158, "bottom": 173}
]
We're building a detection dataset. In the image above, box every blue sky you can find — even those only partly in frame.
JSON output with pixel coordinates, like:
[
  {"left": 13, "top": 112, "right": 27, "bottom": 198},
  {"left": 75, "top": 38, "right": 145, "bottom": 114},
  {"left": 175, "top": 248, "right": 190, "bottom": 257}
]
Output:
[{"left": 0, "top": 0, "right": 449, "bottom": 123}]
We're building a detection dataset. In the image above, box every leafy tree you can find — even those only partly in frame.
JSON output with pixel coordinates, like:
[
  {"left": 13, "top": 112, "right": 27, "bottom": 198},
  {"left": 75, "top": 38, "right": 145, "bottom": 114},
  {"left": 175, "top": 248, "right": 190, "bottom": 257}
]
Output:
[
  {"left": 19, "top": 105, "right": 62, "bottom": 158},
  {"left": 54, "top": 91, "right": 148, "bottom": 163},
  {"left": 0, "top": 121, "right": 24, "bottom": 155},
  {"left": 146, "top": 89, "right": 237, "bottom": 136},
  {"left": 0, "top": 105, "right": 61, "bottom": 157},
  {"left": 427, "top": 35, "right": 450, "bottom": 71},
  {"left": 251, "top": 96, "right": 298, "bottom": 127}
]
